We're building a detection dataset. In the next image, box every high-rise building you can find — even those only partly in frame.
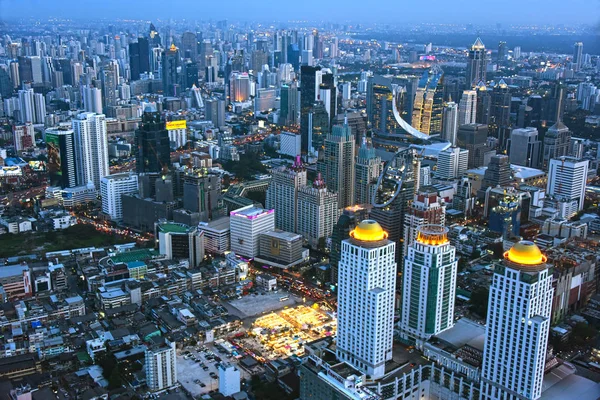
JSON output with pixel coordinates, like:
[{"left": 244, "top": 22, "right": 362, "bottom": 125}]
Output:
[
  {"left": 46, "top": 126, "right": 77, "bottom": 188},
  {"left": 497, "top": 41, "right": 507, "bottom": 61},
  {"left": 297, "top": 174, "right": 339, "bottom": 248},
  {"left": 573, "top": 42, "right": 584, "bottom": 71},
  {"left": 101, "top": 172, "right": 139, "bottom": 221},
  {"left": 218, "top": 363, "right": 241, "bottom": 397},
  {"left": 329, "top": 205, "right": 369, "bottom": 285},
  {"left": 458, "top": 90, "right": 477, "bottom": 125},
  {"left": 181, "top": 31, "right": 198, "bottom": 61},
  {"left": 135, "top": 110, "right": 171, "bottom": 174},
  {"left": 457, "top": 123, "right": 491, "bottom": 168},
  {"left": 399, "top": 225, "right": 457, "bottom": 346},
  {"left": 12, "top": 123, "right": 35, "bottom": 152},
  {"left": 101, "top": 64, "right": 117, "bottom": 111},
  {"left": 17, "top": 88, "right": 35, "bottom": 124},
  {"left": 229, "top": 72, "right": 250, "bottom": 102},
  {"left": 513, "top": 46, "right": 522, "bottom": 60},
  {"left": 280, "top": 82, "right": 299, "bottom": 126},
  {"left": 300, "top": 65, "right": 322, "bottom": 155},
  {"left": 162, "top": 44, "right": 180, "bottom": 96},
  {"left": 411, "top": 66, "right": 444, "bottom": 136},
  {"left": 306, "top": 102, "right": 330, "bottom": 155},
  {"left": 355, "top": 139, "right": 382, "bottom": 205},
  {"left": 183, "top": 172, "right": 223, "bottom": 222},
  {"left": 72, "top": 112, "right": 109, "bottom": 189},
  {"left": 546, "top": 156, "right": 588, "bottom": 219},
  {"left": 82, "top": 85, "right": 103, "bottom": 115},
  {"left": 436, "top": 146, "right": 469, "bottom": 180},
  {"left": 481, "top": 154, "right": 514, "bottom": 191},
  {"left": 489, "top": 80, "right": 511, "bottom": 147},
  {"left": 466, "top": 37, "right": 487, "bottom": 87},
  {"left": 453, "top": 177, "right": 476, "bottom": 216},
  {"left": 403, "top": 188, "right": 446, "bottom": 255},
  {"left": 481, "top": 241, "right": 553, "bottom": 400},
  {"left": 509, "top": 127, "right": 541, "bottom": 168},
  {"left": 205, "top": 97, "right": 226, "bottom": 128},
  {"left": 129, "top": 37, "right": 150, "bottom": 81},
  {"left": 266, "top": 157, "right": 307, "bottom": 233},
  {"left": 337, "top": 220, "right": 396, "bottom": 379},
  {"left": 229, "top": 205, "right": 275, "bottom": 258},
  {"left": 318, "top": 122, "right": 355, "bottom": 209},
  {"left": 145, "top": 341, "right": 177, "bottom": 392},
  {"left": 156, "top": 222, "right": 205, "bottom": 267},
  {"left": 475, "top": 81, "right": 492, "bottom": 125},
  {"left": 542, "top": 87, "right": 571, "bottom": 170},
  {"left": 442, "top": 102, "right": 458, "bottom": 146}
]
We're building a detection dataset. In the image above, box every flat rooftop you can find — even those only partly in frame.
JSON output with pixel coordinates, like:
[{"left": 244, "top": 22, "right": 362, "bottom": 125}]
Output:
[
  {"left": 198, "top": 216, "right": 230, "bottom": 232},
  {"left": 541, "top": 363, "right": 600, "bottom": 399},
  {"left": 433, "top": 318, "right": 486, "bottom": 351},
  {"left": 0, "top": 264, "right": 29, "bottom": 279},
  {"left": 262, "top": 230, "right": 302, "bottom": 241},
  {"left": 158, "top": 223, "right": 192, "bottom": 234},
  {"left": 230, "top": 206, "right": 273, "bottom": 219}
]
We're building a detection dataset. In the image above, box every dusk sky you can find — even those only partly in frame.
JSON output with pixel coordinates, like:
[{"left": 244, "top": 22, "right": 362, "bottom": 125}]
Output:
[{"left": 1, "top": 0, "right": 599, "bottom": 25}]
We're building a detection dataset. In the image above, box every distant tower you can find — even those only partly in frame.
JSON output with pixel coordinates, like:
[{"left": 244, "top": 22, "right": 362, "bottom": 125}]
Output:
[
  {"left": 546, "top": 156, "right": 588, "bottom": 219},
  {"left": 318, "top": 122, "right": 355, "bottom": 209},
  {"left": 162, "top": 44, "right": 180, "bottom": 96},
  {"left": 297, "top": 174, "right": 339, "bottom": 248},
  {"left": 466, "top": 37, "right": 487, "bottom": 87},
  {"left": 337, "top": 220, "right": 396, "bottom": 379},
  {"left": 458, "top": 90, "right": 477, "bottom": 125},
  {"left": 135, "top": 110, "right": 171, "bottom": 174},
  {"left": 573, "top": 42, "right": 583, "bottom": 71},
  {"left": 411, "top": 66, "right": 445, "bottom": 136},
  {"left": 400, "top": 225, "right": 457, "bottom": 347},
  {"left": 354, "top": 139, "right": 382, "bottom": 205},
  {"left": 481, "top": 241, "right": 553, "bottom": 400},
  {"left": 403, "top": 188, "right": 446, "bottom": 256},
  {"left": 436, "top": 146, "right": 468, "bottom": 180},
  {"left": 265, "top": 156, "right": 307, "bottom": 233},
  {"left": 542, "top": 86, "right": 571, "bottom": 170},
  {"left": 72, "top": 112, "right": 109, "bottom": 189},
  {"left": 442, "top": 101, "right": 458, "bottom": 146}
]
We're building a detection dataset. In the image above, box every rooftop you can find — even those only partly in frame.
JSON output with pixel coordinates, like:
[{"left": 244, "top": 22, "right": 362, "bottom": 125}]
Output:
[
  {"left": 158, "top": 223, "right": 192, "bottom": 234},
  {"left": 433, "top": 318, "right": 486, "bottom": 351},
  {"left": 110, "top": 249, "right": 159, "bottom": 264},
  {"left": 230, "top": 206, "right": 274, "bottom": 219}
]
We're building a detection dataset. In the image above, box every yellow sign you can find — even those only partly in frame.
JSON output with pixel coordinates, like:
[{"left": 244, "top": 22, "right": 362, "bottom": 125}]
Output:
[{"left": 166, "top": 120, "right": 187, "bottom": 130}]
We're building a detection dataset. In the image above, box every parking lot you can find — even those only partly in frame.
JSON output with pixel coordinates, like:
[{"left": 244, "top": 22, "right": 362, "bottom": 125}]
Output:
[
  {"left": 225, "top": 290, "right": 298, "bottom": 318},
  {"left": 177, "top": 343, "right": 251, "bottom": 397}
]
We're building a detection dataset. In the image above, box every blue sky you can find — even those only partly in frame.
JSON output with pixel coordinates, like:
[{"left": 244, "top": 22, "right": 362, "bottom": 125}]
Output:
[{"left": 0, "top": 0, "right": 598, "bottom": 25}]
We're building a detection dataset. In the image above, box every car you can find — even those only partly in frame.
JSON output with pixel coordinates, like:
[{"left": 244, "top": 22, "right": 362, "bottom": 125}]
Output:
[
  {"left": 203, "top": 366, "right": 209, "bottom": 371},
  {"left": 209, "top": 372, "right": 217, "bottom": 378},
  {"left": 199, "top": 383, "right": 206, "bottom": 388}
]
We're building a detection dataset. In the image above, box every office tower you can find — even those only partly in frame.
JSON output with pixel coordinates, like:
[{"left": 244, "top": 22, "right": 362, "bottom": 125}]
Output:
[
  {"left": 17, "top": 88, "right": 34, "bottom": 124},
  {"left": 318, "top": 122, "right": 355, "bottom": 209},
  {"left": 306, "top": 102, "right": 330, "bottom": 155},
  {"left": 9, "top": 61, "right": 20, "bottom": 89},
  {"left": 355, "top": 139, "right": 382, "bottom": 205},
  {"left": 319, "top": 72, "right": 337, "bottom": 126},
  {"left": 458, "top": 90, "right": 477, "bottom": 125},
  {"left": 156, "top": 222, "right": 204, "bottom": 267},
  {"left": 101, "top": 173, "right": 139, "bottom": 221},
  {"left": 129, "top": 37, "right": 150, "bottom": 81},
  {"left": 543, "top": 88, "right": 571, "bottom": 170},
  {"left": 513, "top": 46, "right": 521, "bottom": 60},
  {"left": 367, "top": 74, "right": 411, "bottom": 146},
  {"left": 436, "top": 146, "right": 468, "bottom": 180},
  {"left": 205, "top": 97, "right": 226, "bottom": 128},
  {"left": 82, "top": 85, "right": 103, "bottom": 114},
  {"left": 0, "top": 67, "right": 12, "bottom": 98},
  {"left": 573, "top": 42, "right": 583, "bottom": 71},
  {"left": 509, "top": 127, "right": 541, "bottom": 168},
  {"left": 481, "top": 154, "right": 513, "bottom": 191},
  {"left": 466, "top": 37, "right": 487, "bottom": 87},
  {"left": 489, "top": 79, "right": 511, "bottom": 146},
  {"left": 183, "top": 172, "right": 223, "bottom": 222},
  {"left": 497, "top": 41, "right": 507, "bottom": 61},
  {"left": 12, "top": 123, "right": 35, "bottom": 152},
  {"left": 46, "top": 126, "right": 77, "bottom": 188},
  {"left": 287, "top": 43, "right": 300, "bottom": 70},
  {"left": 162, "top": 44, "right": 180, "bottom": 96},
  {"left": 251, "top": 50, "right": 268, "bottom": 72},
  {"left": 135, "top": 110, "right": 171, "bottom": 174},
  {"left": 411, "top": 66, "right": 444, "bottom": 136},
  {"left": 481, "top": 241, "right": 553, "bottom": 400},
  {"left": 442, "top": 102, "right": 458, "bottom": 145},
  {"left": 457, "top": 123, "right": 490, "bottom": 168},
  {"left": 72, "top": 112, "right": 109, "bottom": 189},
  {"left": 400, "top": 225, "right": 457, "bottom": 346},
  {"left": 453, "top": 178, "right": 476, "bottom": 216},
  {"left": 183, "top": 62, "right": 198, "bottom": 89},
  {"left": 266, "top": 157, "right": 307, "bottom": 233},
  {"left": 280, "top": 82, "right": 299, "bottom": 126},
  {"left": 297, "top": 174, "right": 339, "bottom": 248},
  {"left": 32, "top": 92, "right": 45, "bottom": 124},
  {"left": 487, "top": 190, "right": 521, "bottom": 238},
  {"left": 229, "top": 205, "right": 275, "bottom": 259},
  {"left": 329, "top": 206, "right": 369, "bottom": 285},
  {"left": 403, "top": 188, "right": 446, "bottom": 254},
  {"left": 254, "top": 88, "right": 276, "bottom": 112},
  {"left": 229, "top": 72, "right": 250, "bottom": 102},
  {"left": 330, "top": 37, "right": 339, "bottom": 58},
  {"left": 101, "top": 65, "right": 117, "bottom": 111},
  {"left": 17, "top": 56, "right": 33, "bottom": 83},
  {"left": 337, "top": 220, "right": 396, "bottom": 379},
  {"left": 546, "top": 156, "right": 588, "bottom": 219},
  {"left": 218, "top": 363, "right": 241, "bottom": 397},
  {"left": 300, "top": 65, "right": 321, "bottom": 155},
  {"left": 180, "top": 31, "right": 198, "bottom": 60},
  {"left": 199, "top": 39, "right": 213, "bottom": 68},
  {"left": 475, "top": 81, "right": 491, "bottom": 124},
  {"left": 145, "top": 341, "right": 177, "bottom": 392}
]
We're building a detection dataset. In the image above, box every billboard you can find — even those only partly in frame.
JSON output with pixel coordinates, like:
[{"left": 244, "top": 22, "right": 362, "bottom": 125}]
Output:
[
  {"left": 46, "top": 133, "right": 62, "bottom": 180},
  {"left": 166, "top": 120, "right": 187, "bottom": 130}
]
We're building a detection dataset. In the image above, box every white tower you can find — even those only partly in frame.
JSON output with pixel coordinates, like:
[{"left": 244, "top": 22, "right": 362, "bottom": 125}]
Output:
[
  {"left": 229, "top": 205, "right": 275, "bottom": 258},
  {"left": 72, "top": 112, "right": 109, "bottom": 189},
  {"left": 337, "top": 220, "right": 396, "bottom": 379},
  {"left": 481, "top": 241, "right": 553, "bottom": 400},
  {"left": 546, "top": 156, "right": 588, "bottom": 219},
  {"left": 436, "top": 146, "right": 469, "bottom": 180},
  {"left": 458, "top": 90, "right": 477, "bottom": 126},
  {"left": 442, "top": 102, "right": 459, "bottom": 146},
  {"left": 400, "top": 225, "right": 457, "bottom": 347},
  {"left": 265, "top": 156, "right": 307, "bottom": 233}
]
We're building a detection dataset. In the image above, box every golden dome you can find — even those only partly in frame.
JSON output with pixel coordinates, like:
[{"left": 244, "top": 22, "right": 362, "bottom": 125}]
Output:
[
  {"left": 504, "top": 241, "right": 547, "bottom": 265},
  {"left": 350, "top": 220, "right": 388, "bottom": 242}
]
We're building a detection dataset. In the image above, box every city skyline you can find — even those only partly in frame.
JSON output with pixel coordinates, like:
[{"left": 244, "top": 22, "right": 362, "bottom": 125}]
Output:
[{"left": 1, "top": 0, "right": 599, "bottom": 25}]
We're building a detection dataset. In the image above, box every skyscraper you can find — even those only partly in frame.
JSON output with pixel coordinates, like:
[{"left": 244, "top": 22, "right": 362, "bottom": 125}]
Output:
[
  {"left": 266, "top": 157, "right": 307, "bottom": 233},
  {"left": 135, "top": 110, "right": 171, "bottom": 174},
  {"left": 181, "top": 31, "right": 198, "bottom": 61},
  {"left": 229, "top": 72, "right": 250, "bottom": 102},
  {"left": 436, "top": 146, "right": 468, "bottom": 180},
  {"left": 145, "top": 341, "right": 177, "bottom": 392},
  {"left": 297, "top": 174, "right": 339, "bottom": 248},
  {"left": 337, "top": 220, "right": 396, "bottom": 379},
  {"left": 72, "top": 112, "right": 109, "bottom": 189},
  {"left": 205, "top": 97, "right": 226, "bottom": 128},
  {"left": 354, "top": 139, "right": 382, "bottom": 205},
  {"left": 411, "top": 66, "right": 445, "bottom": 136},
  {"left": 497, "top": 41, "right": 507, "bottom": 61},
  {"left": 101, "top": 64, "right": 117, "bottom": 111},
  {"left": 182, "top": 172, "right": 223, "bottom": 222},
  {"left": 458, "top": 90, "right": 477, "bottom": 125},
  {"left": 481, "top": 154, "right": 514, "bottom": 191},
  {"left": 489, "top": 79, "right": 511, "bottom": 147},
  {"left": 229, "top": 206, "right": 275, "bottom": 259},
  {"left": 82, "top": 85, "right": 103, "bottom": 115},
  {"left": 442, "top": 102, "right": 458, "bottom": 146},
  {"left": 400, "top": 225, "right": 457, "bottom": 347},
  {"left": 162, "top": 44, "right": 180, "bottom": 96},
  {"left": 318, "top": 122, "right": 355, "bottom": 209},
  {"left": 129, "top": 37, "right": 150, "bottom": 81},
  {"left": 280, "top": 82, "right": 299, "bottom": 126},
  {"left": 101, "top": 173, "right": 139, "bottom": 221},
  {"left": 573, "top": 42, "right": 584, "bottom": 71},
  {"left": 403, "top": 189, "right": 446, "bottom": 256},
  {"left": 546, "top": 156, "right": 588, "bottom": 219},
  {"left": 509, "top": 127, "right": 541, "bottom": 168},
  {"left": 481, "top": 241, "right": 553, "bottom": 400},
  {"left": 46, "top": 126, "right": 77, "bottom": 188},
  {"left": 542, "top": 87, "right": 571, "bottom": 170},
  {"left": 300, "top": 65, "right": 322, "bottom": 156},
  {"left": 457, "top": 123, "right": 491, "bottom": 168},
  {"left": 466, "top": 37, "right": 487, "bottom": 87}
]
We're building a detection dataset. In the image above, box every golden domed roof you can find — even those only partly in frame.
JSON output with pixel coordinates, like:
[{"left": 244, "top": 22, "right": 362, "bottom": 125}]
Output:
[
  {"left": 350, "top": 220, "right": 388, "bottom": 242},
  {"left": 504, "top": 241, "right": 546, "bottom": 265}
]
